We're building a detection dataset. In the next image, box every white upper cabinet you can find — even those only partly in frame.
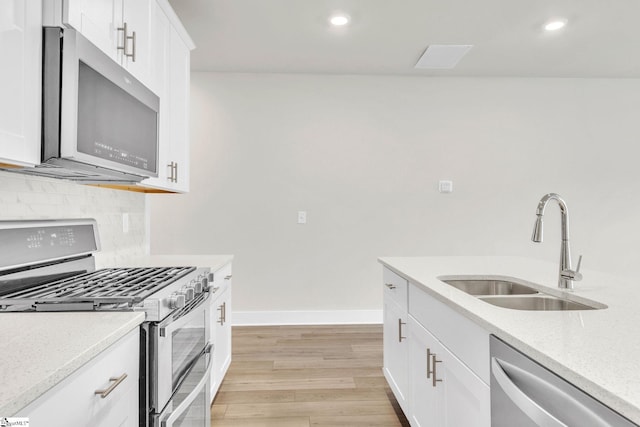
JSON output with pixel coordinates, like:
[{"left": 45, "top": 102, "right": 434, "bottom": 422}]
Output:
[
  {"left": 63, "top": 0, "right": 153, "bottom": 88},
  {"left": 0, "top": 0, "right": 42, "bottom": 167},
  {"left": 138, "top": 5, "right": 191, "bottom": 193}
]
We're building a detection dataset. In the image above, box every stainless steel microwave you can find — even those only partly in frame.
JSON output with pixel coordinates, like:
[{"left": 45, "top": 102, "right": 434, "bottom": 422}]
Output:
[{"left": 28, "top": 27, "right": 160, "bottom": 183}]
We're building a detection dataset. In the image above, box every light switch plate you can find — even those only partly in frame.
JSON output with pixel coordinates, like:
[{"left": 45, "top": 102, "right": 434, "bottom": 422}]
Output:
[{"left": 297, "top": 211, "right": 307, "bottom": 224}]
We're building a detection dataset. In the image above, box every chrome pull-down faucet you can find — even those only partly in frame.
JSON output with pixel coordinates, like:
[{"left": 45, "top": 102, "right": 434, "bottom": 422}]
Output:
[{"left": 531, "top": 193, "right": 583, "bottom": 290}]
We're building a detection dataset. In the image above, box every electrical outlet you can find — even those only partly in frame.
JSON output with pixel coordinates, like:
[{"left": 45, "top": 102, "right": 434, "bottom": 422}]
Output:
[
  {"left": 297, "top": 211, "right": 307, "bottom": 224},
  {"left": 439, "top": 180, "right": 453, "bottom": 193}
]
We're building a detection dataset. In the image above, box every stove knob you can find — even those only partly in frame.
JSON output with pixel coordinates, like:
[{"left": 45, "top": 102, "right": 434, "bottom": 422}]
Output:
[
  {"left": 200, "top": 277, "right": 209, "bottom": 292},
  {"left": 182, "top": 286, "right": 195, "bottom": 301},
  {"left": 193, "top": 279, "right": 203, "bottom": 294},
  {"left": 169, "top": 293, "right": 186, "bottom": 309},
  {"left": 208, "top": 272, "right": 214, "bottom": 282}
]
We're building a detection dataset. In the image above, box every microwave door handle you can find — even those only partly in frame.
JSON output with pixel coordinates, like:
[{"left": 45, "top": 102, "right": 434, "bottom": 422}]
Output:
[
  {"left": 161, "top": 350, "right": 213, "bottom": 427},
  {"left": 492, "top": 358, "right": 567, "bottom": 427}
]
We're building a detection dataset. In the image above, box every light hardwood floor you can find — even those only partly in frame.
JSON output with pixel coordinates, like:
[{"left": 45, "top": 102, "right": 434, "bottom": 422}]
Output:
[{"left": 211, "top": 324, "right": 410, "bottom": 427}]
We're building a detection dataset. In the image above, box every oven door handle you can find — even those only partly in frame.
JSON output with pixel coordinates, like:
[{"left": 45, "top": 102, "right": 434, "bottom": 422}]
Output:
[
  {"left": 161, "top": 346, "right": 213, "bottom": 427},
  {"left": 158, "top": 291, "right": 211, "bottom": 336}
]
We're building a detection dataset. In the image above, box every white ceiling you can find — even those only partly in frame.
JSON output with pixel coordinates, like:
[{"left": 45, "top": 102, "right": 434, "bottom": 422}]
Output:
[{"left": 169, "top": 0, "right": 640, "bottom": 78}]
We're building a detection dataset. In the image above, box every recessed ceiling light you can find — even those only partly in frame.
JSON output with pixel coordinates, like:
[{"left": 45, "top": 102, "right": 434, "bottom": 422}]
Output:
[
  {"left": 329, "top": 14, "right": 350, "bottom": 26},
  {"left": 544, "top": 19, "right": 567, "bottom": 32}
]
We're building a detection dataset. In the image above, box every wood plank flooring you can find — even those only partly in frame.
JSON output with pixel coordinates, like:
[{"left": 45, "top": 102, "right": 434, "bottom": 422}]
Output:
[{"left": 212, "top": 324, "right": 410, "bottom": 427}]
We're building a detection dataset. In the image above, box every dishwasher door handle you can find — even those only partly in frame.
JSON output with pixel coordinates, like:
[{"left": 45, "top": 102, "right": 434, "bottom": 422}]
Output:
[
  {"left": 492, "top": 357, "right": 566, "bottom": 427},
  {"left": 491, "top": 357, "right": 611, "bottom": 427}
]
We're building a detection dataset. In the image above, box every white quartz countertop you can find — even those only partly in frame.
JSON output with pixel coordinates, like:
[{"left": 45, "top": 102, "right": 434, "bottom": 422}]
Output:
[
  {"left": 0, "top": 311, "right": 144, "bottom": 416},
  {"left": 378, "top": 256, "right": 640, "bottom": 425}
]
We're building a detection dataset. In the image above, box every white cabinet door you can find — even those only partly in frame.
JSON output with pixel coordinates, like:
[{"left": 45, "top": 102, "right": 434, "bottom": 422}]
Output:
[
  {"left": 120, "top": 0, "right": 152, "bottom": 84},
  {"left": 138, "top": 15, "right": 190, "bottom": 193},
  {"left": 210, "top": 264, "right": 232, "bottom": 401},
  {"left": 64, "top": 0, "right": 152, "bottom": 86},
  {"left": 167, "top": 24, "right": 190, "bottom": 192},
  {"left": 64, "top": 0, "right": 121, "bottom": 61},
  {"left": 409, "top": 316, "right": 490, "bottom": 427},
  {"left": 20, "top": 328, "right": 140, "bottom": 427},
  {"left": 408, "top": 316, "right": 440, "bottom": 427},
  {"left": 383, "top": 296, "right": 409, "bottom": 414},
  {"left": 0, "top": 0, "right": 41, "bottom": 167}
]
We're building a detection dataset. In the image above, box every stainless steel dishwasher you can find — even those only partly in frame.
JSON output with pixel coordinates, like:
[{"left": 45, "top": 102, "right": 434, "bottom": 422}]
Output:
[{"left": 490, "top": 335, "right": 638, "bottom": 427}]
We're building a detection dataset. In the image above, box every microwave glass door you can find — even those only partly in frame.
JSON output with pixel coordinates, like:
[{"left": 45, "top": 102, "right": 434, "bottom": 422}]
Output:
[{"left": 77, "top": 61, "right": 158, "bottom": 174}]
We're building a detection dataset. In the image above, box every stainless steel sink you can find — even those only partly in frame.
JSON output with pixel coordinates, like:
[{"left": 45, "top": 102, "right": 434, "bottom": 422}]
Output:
[
  {"left": 441, "top": 279, "right": 538, "bottom": 296},
  {"left": 438, "top": 275, "right": 605, "bottom": 311},
  {"left": 479, "top": 295, "right": 597, "bottom": 311}
]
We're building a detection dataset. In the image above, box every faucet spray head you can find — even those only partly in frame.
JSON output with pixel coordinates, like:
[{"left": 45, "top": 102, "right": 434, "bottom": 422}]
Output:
[{"left": 532, "top": 215, "right": 544, "bottom": 242}]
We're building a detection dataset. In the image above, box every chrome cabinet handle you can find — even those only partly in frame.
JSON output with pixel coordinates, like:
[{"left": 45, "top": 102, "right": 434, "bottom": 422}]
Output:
[
  {"left": 225, "top": 275, "right": 232, "bottom": 280},
  {"left": 398, "top": 319, "right": 406, "bottom": 342},
  {"left": 385, "top": 283, "right": 396, "bottom": 290},
  {"left": 222, "top": 301, "right": 226, "bottom": 324},
  {"left": 167, "top": 162, "right": 178, "bottom": 183},
  {"left": 426, "top": 348, "right": 432, "bottom": 378},
  {"left": 117, "top": 23, "right": 128, "bottom": 55},
  {"left": 117, "top": 22, "right": 136, "bottom": 61},
  {"left": 431, "top": 353, "right": 442, "bottom": 387},
  {"left": 129, "top": 30, "right": 136, "bottom": 62},
  {"left": 218, "top": 302, "right": 226, "bottom": 325},
  {"left": 95, "top": 373, "right": 127, "bottom": 398}
]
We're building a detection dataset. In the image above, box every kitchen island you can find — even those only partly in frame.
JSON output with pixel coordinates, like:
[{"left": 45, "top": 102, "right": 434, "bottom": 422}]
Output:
[
  {"left": 0, "top": 311, "right": 144, "bottom": 416},
  {"left": 379, "top": 256, "right": 640, "bottom": 425}
]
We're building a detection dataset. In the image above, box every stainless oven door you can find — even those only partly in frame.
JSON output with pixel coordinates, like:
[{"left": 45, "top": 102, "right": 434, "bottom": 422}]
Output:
[
  {"left": 155, "top": 344, "right": 212, "bottom": 427},
  {"left": 152, "top": 291, "right": 211, "bottom": 411}
]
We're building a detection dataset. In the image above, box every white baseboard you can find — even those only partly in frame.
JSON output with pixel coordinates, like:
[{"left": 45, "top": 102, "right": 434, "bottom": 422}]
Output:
[{"left": 232, "top": 310, "right": 383, "bottom": 326}]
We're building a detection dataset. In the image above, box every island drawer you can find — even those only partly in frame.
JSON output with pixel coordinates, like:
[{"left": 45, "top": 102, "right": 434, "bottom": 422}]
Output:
[
  {"left": 409, "top": 282, "right": 490, "bottom": 384},
  {"left": 383, "top": 267, "right": 408, "bottom": 310}
]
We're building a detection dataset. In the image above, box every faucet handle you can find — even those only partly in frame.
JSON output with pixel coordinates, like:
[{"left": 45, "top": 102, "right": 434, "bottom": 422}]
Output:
[{"left": 561, "top": 255, "right": 583, "bottom": 282}]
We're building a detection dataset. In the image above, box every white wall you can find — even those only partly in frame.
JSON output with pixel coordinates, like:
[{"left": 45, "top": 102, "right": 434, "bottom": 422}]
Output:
[
  {"left": 149, "top": 73, "right": 640, "bottom": 314},
  {"left": 0, "top": 170, "right": 148, "bottom": 266}
]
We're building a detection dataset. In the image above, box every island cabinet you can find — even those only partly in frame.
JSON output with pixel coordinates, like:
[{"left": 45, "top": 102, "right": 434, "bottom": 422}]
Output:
[
  {"left": 0, "top": 0, "right": 42, "bottom": 167},
  {"left": 382, "top": 267, "right": 491, "bottom": 427},
  {"left": 209, "top": 262, "right": 233, "bottom": 402},
  {"left": 382, "top": 268, "right": 410, "bottom": 414},
  {"left": 18, "top": 327, "right": 140, "bottom": 427}
]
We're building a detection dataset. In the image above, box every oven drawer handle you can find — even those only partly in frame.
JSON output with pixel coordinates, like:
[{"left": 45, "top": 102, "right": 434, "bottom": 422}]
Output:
[
  {"left": 162, "top": 349, "right": 213, "bottom": 427},
  {"left": 94, "top": 373, "right": 128, "bottom": 398}
]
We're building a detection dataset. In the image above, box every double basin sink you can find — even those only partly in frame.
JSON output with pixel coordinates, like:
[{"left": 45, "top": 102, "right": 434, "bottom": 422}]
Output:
[{"left": 438, "top": 277, "right": 605, "bottom": 311}]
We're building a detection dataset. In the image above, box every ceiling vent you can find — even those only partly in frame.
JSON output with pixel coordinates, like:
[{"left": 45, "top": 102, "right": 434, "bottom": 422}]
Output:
[{"left": 415, "top": 44, "right": 473, "bottom": 69}]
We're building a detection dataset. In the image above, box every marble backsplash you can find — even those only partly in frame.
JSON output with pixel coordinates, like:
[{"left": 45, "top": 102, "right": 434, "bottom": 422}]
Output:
[{"left": 0, "top": 170, "right": 148, "bottom": 267}]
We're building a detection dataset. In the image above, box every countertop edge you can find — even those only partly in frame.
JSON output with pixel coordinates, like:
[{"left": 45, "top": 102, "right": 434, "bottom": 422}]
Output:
[{"left": 4, "top": 312, "right": 145, "bottom": 416}]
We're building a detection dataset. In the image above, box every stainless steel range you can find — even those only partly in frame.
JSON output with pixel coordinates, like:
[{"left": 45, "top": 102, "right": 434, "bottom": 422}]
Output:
[{"left": 0, "top": 219, "right": 213, "bottom": 427}]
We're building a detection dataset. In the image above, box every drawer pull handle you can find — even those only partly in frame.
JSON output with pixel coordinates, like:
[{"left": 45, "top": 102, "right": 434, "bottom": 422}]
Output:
[
  {"left": 225, "top": 275, "right": 232, "bottom": 280},
  {"left": 218, "top": 301, "right": 226, "bottom": 325},
  {"left": 426, "top": 348, "right": 432, "bottom": 378},
  {"left": 398, "top": 319, "right": 406, "bottom": 342},
  {"left": 431, "top": 354, "right": 443, "bottom": 387},
  {"left": 95, "top": 373, "right": 127, "bottom": 398},
  {"left": 385, "top": 283, "right": 396, "bottom": 290}
]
